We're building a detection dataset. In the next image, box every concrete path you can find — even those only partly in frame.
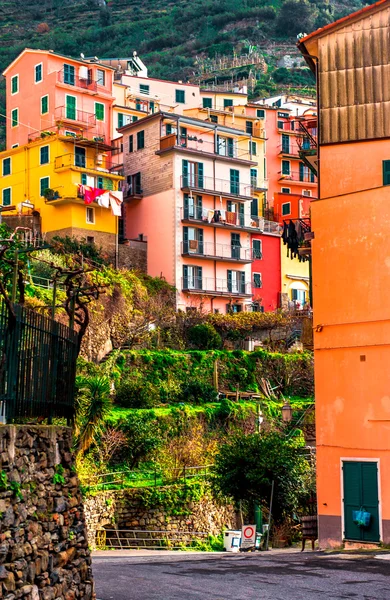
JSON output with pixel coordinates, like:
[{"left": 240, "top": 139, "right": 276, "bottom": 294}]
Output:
[{"left": 93, "top": 549, "right": 390, "bottom": 599}]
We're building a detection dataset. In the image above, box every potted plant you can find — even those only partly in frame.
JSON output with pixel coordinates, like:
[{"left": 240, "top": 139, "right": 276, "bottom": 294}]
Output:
[{"left": 42, "top": 188, "right": 56, "bottom": 200}]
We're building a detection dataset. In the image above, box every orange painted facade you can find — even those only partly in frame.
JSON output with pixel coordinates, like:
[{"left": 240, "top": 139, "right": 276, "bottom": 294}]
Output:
[{"left": 299, "top": 0, "right": 390, "bottom": 547}]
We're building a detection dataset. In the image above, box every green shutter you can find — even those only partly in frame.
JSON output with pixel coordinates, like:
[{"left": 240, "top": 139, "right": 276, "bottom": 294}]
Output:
[
  {"left": 299, "top": 162, "right": 305, "bottom": 181},
  {"left": 198, "top": 163, "right": 204, "bottom": 188},
  {"left": 40, "top": 146, "right": 49, "bottom": 165},
  {"left": 198, "top": 228, "right": 204, "bottom": 254},
  {"left": 183, "top": 226, "right": 189, "bottom": 253},
  {"left": 97, "top": 177, "right": 103, "bottom": 189},
  {"left": 227, "top": 138, "right": 234, "bottom": 158},
  {"left": 63, "top": 64, "right": 75, "bottom": 85},
  {"left": 227, "top": 270, "right": 232, "bottom": 292},
  {"left": 41, "top": 95, "right": 48, "bottom": 114},
  {"left": 3, "top": 158, "right": 11, "bottom": 176},
  {"left": 196, "top": 266, "right": 202, "bottom": 289},
  {"left": 282, "top": 134, "right": 290, "bottom": 153},
  {"left": 183, "top": 265, "right": 188, "bottom": 288},
  {"left": 137, "top": 130, "right": 145, "bottom": 150},
  {"left": 129, "top": 135, "right": 133, "bottom": 153},
  {"left": 11, "top": 76, "right": 18, "bottom": 94},
  {"left": 81, "top": 173, "right": 87, "bottom": 185},
  {"left": 230, "top": 169, "right": 239, "bottom": 195},
  {"left": 240, "top": 271, "right": 246, "bottom": 293},
  {"left": 95, "top": 103, "right": 105, "bottom": 121},
  {"left": 2, "top": 188, "right": 11, "bottom": 206},
  {"left": 182, "top": 160, "right": 189, "bottom": 187},
  {"left": 118, "top": 113, "right": 124, "bottom": 128},
  {"left": 166, "top": 124, "right": 172, "bottom": 135},
  {"left": 176, "top": 90, "right": 185, "bottom": 103},
  {"left": 40, "top": 177, "right": 49, "bottom": 196},
  {"left": 383, "top": 160, "right": 390, "bottom": 185},
  {"left": 66, "top": 96, "right": 76, "bottom": 120},
  {"left": 343, "top": 461, "right": 380, "bottom": 542},
  {"left": 203, "top": 98, "right": 212, "bottom": 108},
  {"left": 196, "top": 195, "right": 202, "bottom": 219},
  {"left": 11, "top": 109, "right": 18, "bottom": 127}
]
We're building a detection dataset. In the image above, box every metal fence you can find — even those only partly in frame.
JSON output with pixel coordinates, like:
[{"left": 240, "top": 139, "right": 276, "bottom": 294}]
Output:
[
  {"left": 96, "top": 529, "right": 209, "bottom": 550},
  {"left": 0, "top": 303, "right": 78, "bottom": 422}
]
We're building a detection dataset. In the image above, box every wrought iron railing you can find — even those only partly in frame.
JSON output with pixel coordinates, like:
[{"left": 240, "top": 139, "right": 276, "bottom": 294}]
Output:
[{"left": 0, "top": 303, "right": 77, "bottom": 422}]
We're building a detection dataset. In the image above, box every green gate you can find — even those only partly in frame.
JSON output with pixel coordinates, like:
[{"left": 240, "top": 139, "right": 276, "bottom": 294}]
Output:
[{"left": 343, "top": 461, "right": 380, "bottom": 542}]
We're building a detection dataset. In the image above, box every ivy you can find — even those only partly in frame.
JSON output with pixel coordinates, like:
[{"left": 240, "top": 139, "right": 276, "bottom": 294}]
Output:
[{"left": 136, "top": 482, "right": 206, "bottom": 516}]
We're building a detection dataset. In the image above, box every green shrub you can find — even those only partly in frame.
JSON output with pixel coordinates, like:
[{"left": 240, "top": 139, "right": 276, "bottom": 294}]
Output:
[
  {"left": 188, "top": 324, "right": 222, "bottom": 350},
  {"left": 115, "top": 375, "right": 157, "bottom": 409},
  {"left": 182, "top": 380, "right": 218, "bottom": 405}
]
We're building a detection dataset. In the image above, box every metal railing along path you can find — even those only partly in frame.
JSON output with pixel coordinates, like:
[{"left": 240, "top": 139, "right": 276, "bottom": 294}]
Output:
[{"left": 96, "top": 529, "right": 209, "bottom": 550}]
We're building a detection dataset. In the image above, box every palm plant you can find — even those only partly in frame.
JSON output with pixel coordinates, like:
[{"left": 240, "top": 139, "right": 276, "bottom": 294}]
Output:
[{"left": 75, "top": 375, "right": 112, "bottom": 455}]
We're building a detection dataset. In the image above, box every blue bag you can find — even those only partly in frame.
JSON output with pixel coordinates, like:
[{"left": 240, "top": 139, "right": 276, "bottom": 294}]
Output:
[{"left": 352, "top": 508, "right": 371, "bottom": 527}]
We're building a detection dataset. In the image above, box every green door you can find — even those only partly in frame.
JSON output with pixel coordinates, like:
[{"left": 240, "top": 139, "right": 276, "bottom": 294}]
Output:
[
  {"left": 66, "top": 95, "right": 76, "bottom": 120},
  {"left": 343, "top": 461, "right": 380, "bottom": 542}
]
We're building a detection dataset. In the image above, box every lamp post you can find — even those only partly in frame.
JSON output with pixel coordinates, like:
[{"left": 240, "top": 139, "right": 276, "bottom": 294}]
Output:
[{"left": 282, "top": 399, "right": 293, "bottom": 423}]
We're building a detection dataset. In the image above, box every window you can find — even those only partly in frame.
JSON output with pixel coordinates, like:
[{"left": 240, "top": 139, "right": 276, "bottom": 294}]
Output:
[
  {"left": 149, "top": 101, "right": 155, "bottom": 114},
  {"left": 35, "top": 63, "right": 43, "bottom": 83},
  {"left": 140, "top": 83, "right": 150, "bottom": 94},
  {"left": 65, "top": 95, "right": 76, "bottom": 120},
  {"left": 11, "top": 144, "right": 18, "bottom": 148},
  {"left": 252, "top": 303, "right": 264, "bottom": 313},
  {"left": 282, "top": 202, "right": 291, "bottom": 216},
  {"left": 282, "top": 134, "right": 290, "bottom": 153},
  {"left": 250, "top": 141, "right": 257, "bottom": 156},
  {"left": 2, "top": 188, "right": 11, "bottom": 207},
  {"left": 278, "top": 111, "right": 289, "bottom": 118},
  {"left": 118, "top": 113, "right": 131, "bottom": 128},
  {"left": 40, "top": 146, "right": 49, "bottom": 165},
  {"left": 182, "top": 160, "right": 204, "bottom": 188},
  {"left": 227, "top": 200, "right": 244, "bottom": 226},
  {"left": 227, "top": 303, "right": 242, "bottom": 313},
  {"left": 41, "top": 95, "right": 49, "bottom": 115},
  {"left": 227, "top": 269, "right": 245, "bottom": 293},
  {"left": 95, "top": 102, "right": 105, "bottom": 121},
  {"left": 129, "top": 135, "right": 134, "bottom": 153},
  {"left": 11, "top": 108, "right": 18, "bottom": 128},
  {"left": 183, "top": 265, "right": 202, "bottom": 290},
  {"left": 257, "top": 109, "right": 265, "bottom": 118},
  {"left": 251, "top": 197, "right": 258, "bottom": 217},
  {"left": 217, "top": 136, "right": 235, "bottom": 158},
  {"left": 97, "top": 176, "right": 104, "bottom": 190},
  {"left": 137, "top": 130, "right": 145, "bottom": 150},
  {"left": 183, "top": 193, "right": 202, "bottom": 220},
  {"left": 230, "top": 169, "right": 240, "bottom": 195},
  {"left": 135, "top": 99, "right": 142, "bottom": 111},
  {"left": 281, "top": 187, "right": 291, "bottom": 194},
  {"left": 86, "top": 207, "right": 95, "bottom": 224},
  {"left": 183, "top": 226, "right": 203, "bottom": 254},
  {"left": 231, "top": 233, "right": 241, "bottom": 259},
  {"left": 302, "top": 190, "right": 312, "bottom": 197},
  {"left": 253, "top": 273, "right": 262, "bottom": 288},
  {"left": 175, "top": 89, "right": 185, "bottom": 104},
  {"left": 210, "top": 115, "right": 218, "bottom": 123},
  {"left": 86, "top": 236, "right": 95, "bottom": 245},
  {"left": 383, "top": 160, "right": 390, "bottom": 185},
  {"left": 250, "top": 168, "right": 258, "bottom": 188},
  {"left": 127, "top": 173, "right": 142, "bottom": 195},
  {"left": 281, "top": 160, "right": 290, "bottom": 175},
  {"left": 277, "top": 120, "right": 284, "bottom": 130},
  {"left": 252, "top": 239, "right": 262, "bottom": 259},
  {"left": 97, "top": 69, "right": 105, "bottom": 86},
  {"left": 2, "top": 158, "right": 11, "bottom": 176},
  {"left": 203, "top": 98, "right": 212, "bottom": 108},
  {"left": 292, "top": 289, "right": 306, "bottom": 305},
  {"left": 246, "top": 121, "right": 253, "bottom": 135},
  {"left": 11, "top": 75, "right": 18, "bottom": 95},
  {"left": 65, "top": 131, "right": 76, "bottom": 137},
  {"left": 223, "top": 99, "right": 233, "bottom": 108},
  {"left": 40, "top": 177, "right": 50, "bottom": 197},
  {"left": 63, "top": 63, "right": 75, "bottom": 85}
]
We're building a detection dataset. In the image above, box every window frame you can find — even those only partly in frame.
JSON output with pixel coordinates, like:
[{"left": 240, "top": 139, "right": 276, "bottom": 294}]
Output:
[
  {"left": 282, "top": 202, "right": 291, "bottom": 216},
  {"left": 253, "top": 272, "right": 262, "bottom": 288},
  {"left": 2, "top": 187, "right": 11, "bottom": 207},
  {"left": 34, "top": 62, "right": 43, "bottom": 84},
  {"left": 63, "top": 63, "right": 75, "bottom": 86},
  {"left": 129, "top": 135, "right": 134, "bottom": 153},
  {"left": 65, "top": 94, "right": 77, "bottom": 120},
  {"left": 137, "top": 130, "right": 145, "bottom": 150},
  {"left": 40, "top": 145, "right": 50, "bottom": 166},
  {"left": 383, "top": 160, "right": 390, "bottom": 186},
  {"left": 281, "top": 160, "right": 291, "bottom": 175},
  {"left": 252, "top": 239, "right": 262, "bottom": 260},
  {"left": 39, "top": 176, "right": 50, "bottom": 197},
  {"left": 202, "top": 98, "right": 212, "bottom": 109},
  {"left": 95, "top": 102, "right": 105, "bottom": 122},
  {"left": 139, "top": 83, "right": 150, "bottom": 95},
  {"left": 223, "top": 99, "right": 233, "bottom": 109},
  {"left": 41, "top": 94, "right": 49, "bottom": 115},
  {"left": 281, "top": 187, "right": 291, "bottom": 194},
  {"left": 175, "top": 89, "right": 185, "bottom": 104},
  {"left": 2, "top": 157, "right": 11, "bottom": 177},
  {"left": 86, "top": 206, "right": 95, "bottom": 224},
  {"left": 11, "top": 74, "right": 19, "bottom": 95},
  {"left": 11, "top": 108, "right": 18, "bottom": 128},
  {"left": 96, "top": 69, "right": 105, "bottom": 86},
  {"left": 256, "top": 109, "right": 265, "bottom": 118}
]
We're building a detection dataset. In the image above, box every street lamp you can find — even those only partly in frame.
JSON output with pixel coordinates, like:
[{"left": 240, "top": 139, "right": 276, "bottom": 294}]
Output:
[{"left": 282, "top": 399, "right": 293, "bottom": 423}]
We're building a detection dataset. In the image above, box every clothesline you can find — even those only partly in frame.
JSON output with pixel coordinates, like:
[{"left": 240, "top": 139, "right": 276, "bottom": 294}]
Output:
[{"left": 77, "top": 184, "right": 123, "bottom": 216}]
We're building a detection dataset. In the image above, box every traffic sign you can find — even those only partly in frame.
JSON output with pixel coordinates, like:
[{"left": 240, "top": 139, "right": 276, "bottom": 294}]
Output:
[{"left": 241, "top": 524, "right": 256, "bottom": 550}]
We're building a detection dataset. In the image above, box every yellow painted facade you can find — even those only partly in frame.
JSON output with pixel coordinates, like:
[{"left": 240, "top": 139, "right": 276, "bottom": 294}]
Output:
[
  {"left": 280, "top": 247, "right": 310, "bottom": 307},
  {"left": 0, "top": 135, "right": 123, "bottom": 236}
]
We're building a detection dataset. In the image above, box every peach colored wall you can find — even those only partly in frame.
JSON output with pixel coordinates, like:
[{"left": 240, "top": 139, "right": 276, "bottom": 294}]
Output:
[{"left": 121, "top": 75, "right": 201, "bottom": 113}]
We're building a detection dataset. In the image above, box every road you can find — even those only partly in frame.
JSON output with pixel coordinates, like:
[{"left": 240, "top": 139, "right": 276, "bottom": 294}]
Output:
[{"left": 93, "top": 549, "right": 390, "bottom": 600}]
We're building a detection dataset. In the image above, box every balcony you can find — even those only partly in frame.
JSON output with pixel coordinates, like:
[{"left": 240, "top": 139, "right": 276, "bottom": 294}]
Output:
[
  {"left": 181, "top": 208, "right": 282, "bottom": 236},
  {"left": 296, "top": 120, "right": 318, "bottom": 177},
  {"left": 278, "top": 142, "right": 301, "bottom": 157},
  {"left": 57, "top": 70, "right": 108, "bottom": 94},
  {"left": 181, "top": 241, "right": 253, "bottom": 263},
  {"left": 180, "top": 175, "right": 253, "bottom": 200},
  {"left": 182, "top": 277, "right": 252, "bottom": 297},
  {"left": 278, "top": 170, "right": 317, "bottom": 184},
  {"left": 55, "top": 105, "right": 97, "bottom": 127},
  {"left": 159, "top": 134, "right": 254, "bottom": 164},
  {"left": 54, "top": 153, "right": 123, "bottom": 176}
]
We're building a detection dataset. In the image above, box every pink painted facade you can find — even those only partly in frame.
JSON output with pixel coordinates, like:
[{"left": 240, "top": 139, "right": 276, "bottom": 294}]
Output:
[
  {"left": 3, "top": 49, "right": 115, "bottom": 149},
  {"left": 251, "top": 233, "right": 282, "bottom": 312},
  {"left": 121, "top": 112, "right": 282, "bottom": 312}
]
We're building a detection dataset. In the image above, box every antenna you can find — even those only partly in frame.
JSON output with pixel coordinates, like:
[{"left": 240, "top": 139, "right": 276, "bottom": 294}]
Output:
[{"left": 80, "top": 53, "right": 85, "bottom": 59}]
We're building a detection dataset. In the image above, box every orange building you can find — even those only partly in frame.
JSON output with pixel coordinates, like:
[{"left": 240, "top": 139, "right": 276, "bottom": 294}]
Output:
[{"left": 299, "top": 0, "right": 390, "bottom": 547}]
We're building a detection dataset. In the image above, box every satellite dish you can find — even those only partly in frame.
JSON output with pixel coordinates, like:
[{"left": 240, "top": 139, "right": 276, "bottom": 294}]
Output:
[
  {"left": 94, "top": 56, "right": 99, "bottom": 61},
  {"left": 80, "top": 53, "right": 85, "bottom": 59}
]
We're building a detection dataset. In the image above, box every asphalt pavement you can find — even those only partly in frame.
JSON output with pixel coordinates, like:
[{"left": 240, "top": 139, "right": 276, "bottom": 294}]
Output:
[{"left": 92, "top": 549, "right": 390, "bottom": 600}]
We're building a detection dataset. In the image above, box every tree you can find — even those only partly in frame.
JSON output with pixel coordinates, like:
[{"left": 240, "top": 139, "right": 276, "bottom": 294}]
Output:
[
  {"left": 213, "top": 430, "right": 313, "bottom": 522},
  {"left": 75, "top": 375, "right": 112, "bottom": 454},
  {"left": 118, "top": 413, "right": 163, "bottom": 468},
  {"left": 276, "top": 0, "right": 316, "bottom": 37}
]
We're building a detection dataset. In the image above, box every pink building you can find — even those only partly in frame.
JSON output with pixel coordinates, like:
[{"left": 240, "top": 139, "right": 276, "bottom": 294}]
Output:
[
  {"left": 3, "top": 49, "right": 115, "bottom": 149},
  {"left": 120, "top": 112, "right": 282, "bottom": 313}
]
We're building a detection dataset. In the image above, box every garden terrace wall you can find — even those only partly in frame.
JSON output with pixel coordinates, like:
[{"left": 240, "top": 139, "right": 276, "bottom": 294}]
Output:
[
  {"left": 0, "top": 426, "right": 93, "bottom": 600},
  {"left": 84, "top": 487, "right": 237, "bottom": 549}
]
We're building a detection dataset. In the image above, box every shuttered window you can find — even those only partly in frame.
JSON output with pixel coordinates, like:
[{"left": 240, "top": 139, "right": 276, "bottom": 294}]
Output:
[
  {"left": 40, "top": 146, "right": 49, "bottom": 165},
  {"left": 282, "top": 160, "right": 290, "bottom": 175},
  {"left": 252, "top": 239, "right": 262, "bottom": 259},
  {"left": 381, "top": 160, "right": 390, "bottom": 185},
  {"left": 63, "top": 64, "right": 75, "bottom": 85},
  {"left": 203, "top": 98, "right": 212, "bottom": 108},
  {"left": 11, "top": 75, "right": 18, "bottom": 94},
  {"left": 2, "top": 158, "right": 11, "bottom": 176},
  {"left": 35, "top": 63, "right": 43, "bottom": 83},
  {"left": 253, "top": 273, "right": 262, "bottom": 288},
  {"left": 95, "top": 103, "right": 105, "bottom": 121},
  {"left": 41, "top": 95, "right": 49, "bottom": 115},
  {"left": 129, "top": 135, "right": 134, "bottom": 153},
  {"left": 11, "top": 108, "right": 18, "bottom": 128},
  {"left": 65, "top": 96, "right": 76, "bottom": 120},
  {"left": 137, "top": 130, "right": 145, "bottom": 150},
  {"left": 175, "top": 90, "right": 185, "bottom": 103},
  {"left": 40, "top": 177, "right": 50, "bottom": 197},
  {"left": 2, "top": 188, "right": 11, "bottom": 206},
  {"left": 230, "top": 169, "right": 239, "bottom": 195}
]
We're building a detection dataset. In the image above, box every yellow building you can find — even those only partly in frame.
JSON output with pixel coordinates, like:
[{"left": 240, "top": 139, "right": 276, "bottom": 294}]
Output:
[
  {"left": 0, "top": 133, "right": 124, "bottom": 258},
  {"left": 280, "top": 251, "right": 310, "bottom": 308}
]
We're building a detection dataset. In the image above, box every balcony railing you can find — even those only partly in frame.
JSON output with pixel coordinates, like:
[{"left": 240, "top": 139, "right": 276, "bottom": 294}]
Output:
[
  {"left": 160, "top": 135, "right": 252, "bottom": 161},
  {"left": 181, "top": 175, "right": 252, "bottom": 199},
  {"left": 181, "top": 241, "right": 253, "bottom": 262},
  {"left": 182, "top": 277, "right": 252, "bottom": 296},
  {"left": 54, "top": 153, "right": 122, "bottom": 175},
  {"left": 55, "top": 105, "right": 97, "bottom": 126},
  {"left": 278, "top": 142, "right": 301, "bottom": 156},
  {"left": 57, "top": 70, "right": 108, "bottom": 94},
  {"left": 278, "top": 170, "right": 317, "bottom": 184},
  {"left": 181, "top": 208, "right": 282, "bottom": 236}
]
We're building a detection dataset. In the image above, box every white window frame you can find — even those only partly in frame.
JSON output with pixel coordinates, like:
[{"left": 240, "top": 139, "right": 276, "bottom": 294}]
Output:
[
  {"left": 281, "top": 187, "right": 291, "bottom": 194},
  {"left": 253, "top": 272, "right": 262, "bottom": 288},
  {"left": 65, "top": 94, "right": 77, "bottom": 120},
  {"left": 2, "top": 187, "right": 11, "bottom": 207},
  {"left": 281, "top": 159, "right": 291, "bottom": 175},
  {"left": 65, "top": 130, "right": 77, "bottom": 137},
  {"left": 11, "top": 74, "right": 19, "bottom": 95},
  {"left": 40, "top": 145, "right": 50, "bottom": 166},
  {"left": 95, "top": 101, "right": 105, "bottom": 122},
  {"left": 11, "top": 144, "right": 18, "bottom": 149},
  {"left": 39, "top": 176, "right": 50, "bottom": 197},
  {"left": 252, "top": 239, "right": 262, "bottom": 260},
  {"left": 302, "top": 189, "right": 312, "bottom": 197},
  {"left": 34, "top": 62, "right": 43, "bottom": 84},
  {"left": 86, "top": 206, "right": 95, "bottom": 224},
  {"left": 11, "top": 108, "right": 18, "bottom": 128},
  {"left": 41, "top": 94, "right": 49, "bottom": 115},
  {"left": 282, "top": 202, "right": 291, "bottom": 216},
  {"left": 96, "top": 69, "right": 105, "bottom": 86},
  {"left": 2, "top": 157, "right": 11, "bottom": 177}
]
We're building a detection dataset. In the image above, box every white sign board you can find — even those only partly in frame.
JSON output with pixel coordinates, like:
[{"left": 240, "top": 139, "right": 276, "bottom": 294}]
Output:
[{"left": 241, "top": 525, "right": 256, "bottom": 549}]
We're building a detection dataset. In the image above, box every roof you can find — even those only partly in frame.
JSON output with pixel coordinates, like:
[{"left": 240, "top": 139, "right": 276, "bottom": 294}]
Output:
[
  {"left": 200, "top": 90, "right": 248, "bottom": 96},
  {"left": 3, "top": 48, "right": 116, "bottom": 76},
  {"left": 298, "top": 0, "right": 388, "bottom": 52},
  {"left": 120, "top": 73, "right": 199, "bottom": 88}
]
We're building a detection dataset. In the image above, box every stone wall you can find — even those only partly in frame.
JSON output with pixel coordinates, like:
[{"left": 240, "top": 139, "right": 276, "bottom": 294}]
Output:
[
  {"left": 118, "top": 240, "right": 147, "bottom": 272},
  {"left": 0, "top": 426, "right": 93, "bottom": 600},
  {"left": 84, "top": 489, "right": 237, "bottom": 549}
]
